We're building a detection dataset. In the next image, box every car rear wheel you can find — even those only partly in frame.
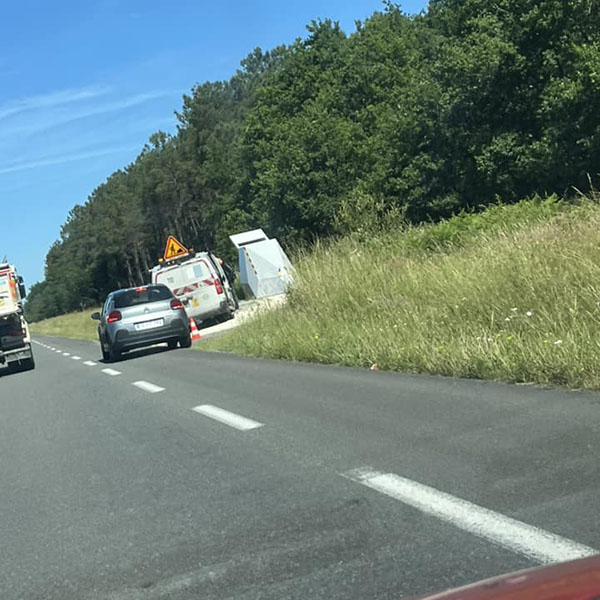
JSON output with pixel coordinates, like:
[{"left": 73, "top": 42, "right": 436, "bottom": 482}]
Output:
[
  {"left": 99, "top": 336, "right": 110, "bottom": 362},
  {"left": 179, "top": 333, "right": 192, "bottom": 348},
  {"left": 108, "top": 343, "right": 121, "bottom": 363}
]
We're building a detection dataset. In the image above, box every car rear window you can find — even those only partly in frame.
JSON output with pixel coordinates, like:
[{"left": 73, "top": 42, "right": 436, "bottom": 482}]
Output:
[{"left": 113, "top": 286, "right": 172, "bottom": 308}]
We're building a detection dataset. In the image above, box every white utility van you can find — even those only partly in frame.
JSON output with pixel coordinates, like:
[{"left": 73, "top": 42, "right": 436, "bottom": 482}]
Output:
[{"left": 151, "top": 252, "right": 238, "bottom": 326}]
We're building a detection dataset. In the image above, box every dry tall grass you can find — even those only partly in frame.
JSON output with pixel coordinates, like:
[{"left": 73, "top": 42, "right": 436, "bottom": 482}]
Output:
[{"left": 206, "top": 196, "right": 600, "bottom": 388}]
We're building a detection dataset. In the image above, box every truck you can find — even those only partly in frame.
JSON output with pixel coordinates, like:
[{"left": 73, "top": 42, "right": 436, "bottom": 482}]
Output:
[{"left": 0, "top": 263, "right": 35, "bottom": 372}]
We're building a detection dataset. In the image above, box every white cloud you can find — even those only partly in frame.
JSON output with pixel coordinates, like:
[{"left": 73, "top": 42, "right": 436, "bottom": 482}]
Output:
[
  {"left": 0, "top": 89, "right": 177, "bottom": 138},
  {"left": 0, "top": 145, "right": 138, "bottom": 175},
  {"left": 0, "top": 86, "right": 110, "bottom": 122}
]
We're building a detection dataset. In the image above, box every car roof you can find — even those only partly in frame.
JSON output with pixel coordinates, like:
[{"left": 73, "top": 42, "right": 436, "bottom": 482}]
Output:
[{"left": 110, "top": 284, "right": 170, "bottom": 297}]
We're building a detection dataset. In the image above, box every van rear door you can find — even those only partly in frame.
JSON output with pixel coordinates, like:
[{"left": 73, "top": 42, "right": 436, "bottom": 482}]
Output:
[
  {"left": 155, "top": 258, "right": 221, "bottom": 321},
  {"left": 181, "top": 258, "right": 222, "bottom": 318}
]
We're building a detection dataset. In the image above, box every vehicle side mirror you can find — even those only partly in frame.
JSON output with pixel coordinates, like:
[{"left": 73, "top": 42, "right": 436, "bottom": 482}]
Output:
[
  {"left": 18, "top": 276, "right": 26, "bottom": 298},
  {"left": 91, "top": 312, "right": 101, "bottom": 321}
]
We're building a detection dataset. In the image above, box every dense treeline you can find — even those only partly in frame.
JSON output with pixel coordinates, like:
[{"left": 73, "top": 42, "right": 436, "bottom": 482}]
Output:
[{"left": 26, "top": 0, "right": 600, "bottom": 322}]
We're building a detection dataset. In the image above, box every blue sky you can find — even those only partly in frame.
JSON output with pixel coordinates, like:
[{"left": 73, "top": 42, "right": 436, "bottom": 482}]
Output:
[{"left": 0, "top": 0, "right": 428, "bottom": 286}]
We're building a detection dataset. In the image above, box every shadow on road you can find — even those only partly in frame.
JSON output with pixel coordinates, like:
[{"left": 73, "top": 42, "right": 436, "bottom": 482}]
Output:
[
  {"left": 99, "top": 343, "right": 174, "bottom": 365},
  {"left": 0, "top": 364, "right": 32, "bottom": 378}
]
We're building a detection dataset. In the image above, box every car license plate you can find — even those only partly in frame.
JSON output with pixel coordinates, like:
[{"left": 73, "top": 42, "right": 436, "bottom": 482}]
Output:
[{"left": 135, "top": 318, "right": 164, "bottom": 331}]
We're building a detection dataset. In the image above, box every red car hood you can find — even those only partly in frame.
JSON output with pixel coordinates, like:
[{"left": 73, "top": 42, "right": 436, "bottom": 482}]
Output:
[{"left": 415, "top": 555, "right": 600, "bottom": 600}]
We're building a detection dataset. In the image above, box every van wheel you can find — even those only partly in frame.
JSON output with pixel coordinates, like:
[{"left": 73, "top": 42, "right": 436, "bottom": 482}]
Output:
[{"left": 179, "top": 334, "right": 192, "bottom": 349}]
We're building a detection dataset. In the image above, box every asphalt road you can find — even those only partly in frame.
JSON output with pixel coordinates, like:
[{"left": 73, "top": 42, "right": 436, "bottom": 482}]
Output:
[{"left": 2, "top": 337, "right": 599, "bottom": 599}]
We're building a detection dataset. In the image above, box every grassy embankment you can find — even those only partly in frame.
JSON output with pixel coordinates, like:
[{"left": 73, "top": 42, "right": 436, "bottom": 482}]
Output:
[
  {"left": 30, "top": 307, "right": 99, "bottom": 341},
  {"left": 205, "top": 195, "right": 600, "bottom": 389}
]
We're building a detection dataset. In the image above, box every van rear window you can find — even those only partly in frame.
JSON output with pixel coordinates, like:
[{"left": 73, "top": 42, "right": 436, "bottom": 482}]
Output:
[
  {"left": 192, "top": 261, "right": 210, "bottom": 280},
  {"left": 113, "top": 286, "right": 172, "bottom": 308},
  {"left": 155, "top": 260, "right": 211, "bottom": 289}
]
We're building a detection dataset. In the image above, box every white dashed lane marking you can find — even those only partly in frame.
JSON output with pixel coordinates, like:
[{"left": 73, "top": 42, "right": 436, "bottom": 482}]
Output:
[
  {"left": 62, "top": 352, "right": 70, "bottom": 356},
  {"left": 101, "top": 368, "right": 121, "bottom": 377},
  {"left": 83, "top": 361, "right": 97, "bottom": 366},
  {"left": 71, "top": 356, "right": 81, "bottom": 361},
  {"left": 192, "top": 405, "right": 263, "bottom": 431},
  {"left": 133, "top": 381, "right": 165, "bottom": 394},
  {"left": 343, "top": 467, "right": 597, "bottom": 565}
]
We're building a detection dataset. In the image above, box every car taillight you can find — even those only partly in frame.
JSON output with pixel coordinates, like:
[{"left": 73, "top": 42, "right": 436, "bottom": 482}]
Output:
[
  {"left": 214, "top": 277, "right": 223, "bottom": 295},
  {"left": 107, "top": 310, "right": 122, "bottom": 323},
  {"left": 170, "top": 298, "right": 185, "bottom": 310}
]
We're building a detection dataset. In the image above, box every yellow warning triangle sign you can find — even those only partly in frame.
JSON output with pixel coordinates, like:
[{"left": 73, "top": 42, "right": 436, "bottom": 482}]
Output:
[{"left": 163, "top": 235, "right": 189, "bottom": 260}]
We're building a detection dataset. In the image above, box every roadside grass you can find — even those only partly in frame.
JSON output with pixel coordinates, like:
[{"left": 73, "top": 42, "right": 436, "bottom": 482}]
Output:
[
  {"left": 205, "top": 195, "right": 600, "bottom": 389},
  {"left": 29, "top": 308, "right": 99, "bottom": 342}
]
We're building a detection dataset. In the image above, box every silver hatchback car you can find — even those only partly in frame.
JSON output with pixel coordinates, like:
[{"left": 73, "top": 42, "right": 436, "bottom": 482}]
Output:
[{"left": 92, "top": 284, "right": 191, "bottom": 362}]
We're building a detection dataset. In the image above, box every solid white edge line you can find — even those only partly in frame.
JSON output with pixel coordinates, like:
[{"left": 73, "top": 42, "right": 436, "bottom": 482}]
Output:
[
  {"left": 83, "top": 361, "right": 97, "bottom": 366},
  {"left": 192, "top": 405, "right": 263, "bottom": 431},
  {"left": 132, "top": 380, "right": 165, "bottom": 394},
  {"left": 343, "top": 468, "right": 597, "bottom": 564},
  {"left": 101, "top": 368, "right": 121, "bottom": 376}
]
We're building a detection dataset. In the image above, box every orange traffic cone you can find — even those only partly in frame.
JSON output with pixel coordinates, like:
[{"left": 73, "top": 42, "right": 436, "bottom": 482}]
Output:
[{"left": 190, "top": 318, "right": 201, "bottom": 342}]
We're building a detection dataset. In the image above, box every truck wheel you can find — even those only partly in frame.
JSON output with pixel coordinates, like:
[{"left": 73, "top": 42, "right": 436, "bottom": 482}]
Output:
[
  {"left": 179, "top": 334, "right": 192, "bottom": 349},
  {"left": 21, "top": 357, "right": 35, "bottom": 371}
]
